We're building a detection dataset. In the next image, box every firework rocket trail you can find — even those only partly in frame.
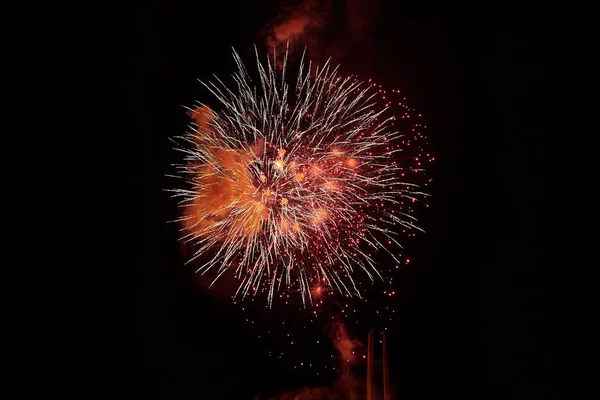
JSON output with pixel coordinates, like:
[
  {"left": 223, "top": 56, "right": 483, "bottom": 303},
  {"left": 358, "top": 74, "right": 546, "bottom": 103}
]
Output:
[{"left": 168, "top": 45, "right": 427, "bottom": 307}]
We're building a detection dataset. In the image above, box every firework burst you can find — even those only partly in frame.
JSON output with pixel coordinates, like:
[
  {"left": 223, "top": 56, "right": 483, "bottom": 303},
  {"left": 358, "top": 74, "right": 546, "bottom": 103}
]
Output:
[{"left": 168, "top": 45, "right": 428, "bottom": 307}]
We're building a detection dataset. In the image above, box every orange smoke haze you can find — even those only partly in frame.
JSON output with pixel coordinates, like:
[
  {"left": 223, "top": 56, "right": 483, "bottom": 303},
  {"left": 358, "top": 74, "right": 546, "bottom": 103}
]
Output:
[
  {"left": 265, "top": 0, "right": 330, "bottom": 53},
  {"left": 266, "top": 320, "right": 366, "bottom": 400},
  {"left": 269, "top": 14, "right": 310, "bottom": 45},
  {"left": 262, "top": 321, "right": 400, "bottom": 400},
  {"left": 263, "top": 0, "right": 382, "bottom": 68},
  {"left": 327, "top": 319, "right": 363, "bottom": 366},
  {"left": 182, "top": 106, "right": 267, "bottom": 242}
]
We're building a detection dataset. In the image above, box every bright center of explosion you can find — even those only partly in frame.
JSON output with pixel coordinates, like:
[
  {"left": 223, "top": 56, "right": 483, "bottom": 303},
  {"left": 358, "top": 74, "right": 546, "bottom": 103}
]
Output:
[
  {"left": 183, "top": 116, "right": 359, "bottom": 242},
  {"left": 171, "top": 49, "right": 427, "bottom": 306}
]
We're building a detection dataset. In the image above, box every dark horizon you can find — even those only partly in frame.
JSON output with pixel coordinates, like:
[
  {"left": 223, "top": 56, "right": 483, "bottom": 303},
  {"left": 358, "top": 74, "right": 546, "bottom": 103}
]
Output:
[{"left": 134, "top": 0, "right": 547, "bottom": 398}]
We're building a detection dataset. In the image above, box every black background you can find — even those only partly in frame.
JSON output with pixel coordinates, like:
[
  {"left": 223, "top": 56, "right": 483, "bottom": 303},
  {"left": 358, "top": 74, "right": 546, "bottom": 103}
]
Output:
[{"left": 133, "top": 0, "right": 548, "bottom": 398}]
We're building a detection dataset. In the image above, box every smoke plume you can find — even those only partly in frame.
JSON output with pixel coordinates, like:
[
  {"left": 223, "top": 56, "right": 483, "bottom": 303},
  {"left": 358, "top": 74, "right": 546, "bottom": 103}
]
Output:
[
  {"left": 266, "top": 319, "right": 365, "bottom": 400},
  {"left": 262, "top": 0, "right": 382, "bottom": 70}
]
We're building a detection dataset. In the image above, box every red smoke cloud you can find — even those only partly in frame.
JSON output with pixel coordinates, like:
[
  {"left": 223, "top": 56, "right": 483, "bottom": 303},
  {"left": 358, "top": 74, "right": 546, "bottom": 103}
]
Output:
[
  {"left": 263, "top": 0, "right": 382, "bottom": 69},
  {"left": 327, "top": 319, "right": 364, "bottom": 367},
  {"left": 264, "top": 1, "right": 329, "bottom": 48},
  {"left": 266, "top": 319, "right": 365, "bottom": 400},
  {"left": 263, "top": 321, "right": 400, "bottom": 399},
  {"left": 266, "top": 0, "right": 320, "bottom": 46},
  {"left": 263, "top": 0, "right": 333, "bottom": 65}
]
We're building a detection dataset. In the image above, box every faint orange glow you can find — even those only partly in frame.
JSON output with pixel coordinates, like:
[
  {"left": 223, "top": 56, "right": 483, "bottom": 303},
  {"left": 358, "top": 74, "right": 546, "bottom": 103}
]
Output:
[
  {"left": 312, "top": 284, "right": 323, "bottom": 298},
  {"left": 311, "top": 208, "right": 329, "bottom": 225},
  {"left": 281, "top": 197, "right": 289, "bottom": 205},
  {"left": 324, "top": 181, "right": 337, "bottom": 191},
  {"left": 347, "top": 158, "right": 357, "bottom": 167},
  {"left": 295, "top": 172, "right": 305, "bottom": 182},
  {"left": 264, "top": 189, "right": 274, "bottom": 201},
  {"left": 278, "top": 148, "right": 287, "bottom": 157},
  {"left": 266, "top": 14, "right": 311, "bottom": 49}
]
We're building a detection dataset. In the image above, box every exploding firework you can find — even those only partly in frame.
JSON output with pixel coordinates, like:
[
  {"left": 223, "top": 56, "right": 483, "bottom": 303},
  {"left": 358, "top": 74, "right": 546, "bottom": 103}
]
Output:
[{"left": 169, "top": 45, "right": 428, "bottom": 307}]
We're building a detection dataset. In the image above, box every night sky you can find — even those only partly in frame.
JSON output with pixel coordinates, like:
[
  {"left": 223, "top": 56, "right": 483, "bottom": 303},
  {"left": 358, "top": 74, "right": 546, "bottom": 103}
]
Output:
[{"left": 134, "top": 0, "right": 547, "bottom": 398}]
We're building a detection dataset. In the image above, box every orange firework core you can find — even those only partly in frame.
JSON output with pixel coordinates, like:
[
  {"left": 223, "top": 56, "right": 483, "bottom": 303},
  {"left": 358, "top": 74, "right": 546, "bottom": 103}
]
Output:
[{"left": 182, "top": 106, "right": 268, "bottom": 240}]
